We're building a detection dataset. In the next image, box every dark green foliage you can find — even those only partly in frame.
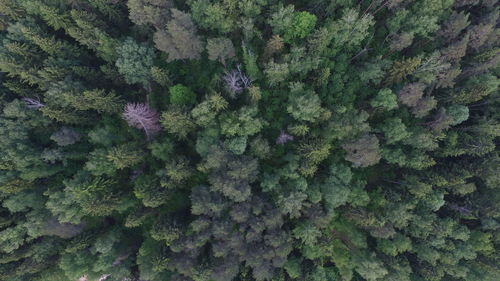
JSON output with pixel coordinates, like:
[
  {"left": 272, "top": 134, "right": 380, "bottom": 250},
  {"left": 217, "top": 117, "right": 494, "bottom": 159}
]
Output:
[
  {"left": 0, "top": 1, "right": 498, "bottom": 281},
  {"left": 168, "top": 84, "right": 196, "bottom": 105}
]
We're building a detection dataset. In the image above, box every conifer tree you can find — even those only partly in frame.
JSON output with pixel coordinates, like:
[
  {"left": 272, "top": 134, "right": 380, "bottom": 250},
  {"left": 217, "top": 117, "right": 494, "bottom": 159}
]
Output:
[{"left": 0, "top": 1, "right": 498, "bottom": 280}]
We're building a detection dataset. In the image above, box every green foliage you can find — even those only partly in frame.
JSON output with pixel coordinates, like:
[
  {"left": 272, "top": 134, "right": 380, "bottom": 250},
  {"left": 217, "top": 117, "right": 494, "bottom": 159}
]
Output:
[
  {"left": 107, "top": 143, "right": 145, "bottom": 169},
  {"left": 387, "top": 57, "right": 422, "bottom": 85},
  {"left": 74, "top": 89, "right": 125, "bottom": 114},
  {"left": 169, "top": 84, "right": 197, "bottom": 105},
  {"left": 353, "top": 252, "right": 388, "bottom": 281},
  {"left": 127, "top": 0, "right": 173, "bottom": 27},
  {"left": 278, "top": 191, "right": 307, "bottom": 218},
  {"left": 219, "top": 106, "right": 264, "bottom": 137},
  {"left": 190, "top": 0, "right": 235, "bottom": 34},
  {"left": 293, "top": 220, "right": 321, "bottom": 245},
  {"left": 379, "top": 118, "right": 410, "bottom": 144},
  {"left": 242, "top": 45, "right": 261, "bottom": 80},
  {"left": 64, "top": 172, "right": 133, "bottom": 217},
  {"left": 264, "top": 61, "right": 289, "bottom": 86},
  {"left": 224, "top": 136, "right": 248, "bottom": 155},
  {"left": 0, "top": 1, "right": 498, "bottom": 281},
  {"left": 283, "top": 12, "right": 317, "bottom": 42},
  {"left": 446, "top": 104, "right": 469, "bottom": 125},
  {"left": 377, "top": 233, "right": 412, "bottom": 256},
  {"left": 370, "top": 88, "right": 398, "bottom": 110},
  {"left": 151, "top": 66, "right": 171, "bottom": 87},
  {"left": 284, "top": 257, "right": 302, "bottom": 279},
  {"left": 160, "top": 106, "right": 196, "bottom": 139},
  {"left": 268, "top": 4, "right": 294, "bottom": 38},
  {"left": 330, "top": 8, "right": 374, "bottom": 49},
  {"left": 207, "top": 37, "right": 235, "bottom": 65},
  {"left": 154, "top": 8, "right": 204, "bottom": 62},
  {"left": 191, "top": 93, "right": 228, "bottom": 126},
  {"left": 115, "top": 37, "right": 155, "bottom": 85},
  {"left": 286, "top": 82, "right": 327, "bottom": 123},
  {"left": 85, "top": 148, "right": 117, "bottom": 176},
  {"left": 343, "top": 134, "right": 381, "bottom": 168}
]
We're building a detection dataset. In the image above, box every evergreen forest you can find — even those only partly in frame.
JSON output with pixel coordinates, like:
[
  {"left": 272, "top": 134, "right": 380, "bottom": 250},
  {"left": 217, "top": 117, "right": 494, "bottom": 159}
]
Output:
[{"left": 0, "top": 0, "right": 499, "bottom": 281}]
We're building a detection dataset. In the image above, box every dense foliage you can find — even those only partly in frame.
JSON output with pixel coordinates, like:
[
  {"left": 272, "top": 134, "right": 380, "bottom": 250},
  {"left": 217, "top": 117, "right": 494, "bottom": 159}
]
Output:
[{"left": 0, "top": 1, "right": 499, "bottom": 281}]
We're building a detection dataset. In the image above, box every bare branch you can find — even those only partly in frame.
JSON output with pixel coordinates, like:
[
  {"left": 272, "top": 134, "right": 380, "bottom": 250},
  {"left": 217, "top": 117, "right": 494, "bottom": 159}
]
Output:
[
  {"left": 122, "top": 103, "right": 161, "bottom": 139},
  {"left": 222, "top": 64, "right": 253, "bottom": 95},
  {"left": 22, "top": 97, "right": 45, "bottom": 109},
  {"left": 276, "top": 131, "right": 294, "bottom": 144}
]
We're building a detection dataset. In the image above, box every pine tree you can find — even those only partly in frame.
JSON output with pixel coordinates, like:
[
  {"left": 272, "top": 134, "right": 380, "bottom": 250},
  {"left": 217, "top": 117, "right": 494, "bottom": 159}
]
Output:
[{"left": 386, "top": 57, "right": 422, "bottom": 84}]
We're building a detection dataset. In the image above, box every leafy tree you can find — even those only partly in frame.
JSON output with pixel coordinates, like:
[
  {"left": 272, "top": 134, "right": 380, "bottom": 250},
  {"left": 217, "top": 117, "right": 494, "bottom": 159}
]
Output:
[
  {"left": 446, "top": 104, "right": 469, "bottom": 125},
  {"left": 370, "top": 88, "right": 398, "bottom": 110},
  {"left": 191, "top": 93, "right": 228, "bottom": 126},
  {"left": 50, "top": 127, "right": 80, "bottom": 146},
  {"left": 352, "top": 252, "right": 388, "bottom": 281},
  {"left": 161, "top": 106, "right": 196, "bottom": 139},
  {"left": 268, "top": 4, "right": 294, "bottom": 37},
  {"left": 342, "top": 134, "right": 381, "bottom": 168},
  {"left": 190, "top": 0, "right": 235, "bottom": 33},
  {"left": 286, "top": 82, "right": 327, "bottom": 123},
  {"left": 151, "top": 66, "right": 171, "bottom": 87},
  {"left": 451, "top": 73, "right": 499, "bottom": 104},
  {"left": 65, "top": 9, "right": 119, "bottom": 62},
  {"left": 224, "top": 136, "right": 248, "bottom": 155},
  {"left": 264, "top": 61, "right": 290, "bottom": 86},
  {"left": 283, "top": 257, "right": 302, "bottom": 279},
  {"left": 154, "top": 9, "right": 203, "bottom": 62},
  {"left": 467, "top": 20, "right": 495, "bottom": 51},
  {"left": 127, "top": 0, "right": 173, "bottom": 27},
  {"left": 389, "top": 32, "right": 414, "bottom": 51},
  {"left": 207, "top": 37, "right": 235, "bottom": 65},
  {"left": 85, "top": 148, "right": 117, "bottom": 176},
  {"left": 283, "top": 11, "right": 317, "bottom": 43},
  {"left": 293, "top": 220, "right": 321, "bottom": 245},
  {"left": 0, "top": 1, "right": 499, "bottom": 281},
  {"left": 329, "top": 8, "right": 374, "bottom": 49},
  {"left": 249, "top": 135, "right": 270, "bottom": 159},
  {"left": 441, "top": 34, "right": 469, "bottom": 64},
  {"left": 379, "top": 118, "right": 410, "bottom": 144},
  {"left": 115, "top": 37, "right": 155, "bottom": 86},
  {"left": 377, "top": 233, "right": 412, "bottom": 256},
  {"left": 169, "top": 84, "right": 196, "bottom": 105},
  {"left": 219, "top": 106, "right": 264, "bottom": 137},
  {"left": 64, "top": 172, "right": 133, "bottom": 217},
  {"left": 133, "top": 174, "right": 170, "bottom": 207},
  {"left": 278, "top": 191, "right": 307, "bottom": 218}
]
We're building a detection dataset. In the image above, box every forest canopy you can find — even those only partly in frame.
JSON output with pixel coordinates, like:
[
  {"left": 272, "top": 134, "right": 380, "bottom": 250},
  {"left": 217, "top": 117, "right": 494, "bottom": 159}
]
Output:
[{"left": 0, "top": 1, "right": 499, "bottom": 281}]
